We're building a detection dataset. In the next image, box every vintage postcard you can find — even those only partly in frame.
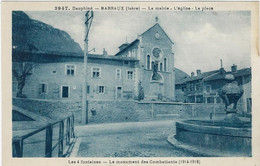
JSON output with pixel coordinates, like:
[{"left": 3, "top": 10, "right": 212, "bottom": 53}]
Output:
[{"left": 1, "top": 1, "right": 260, "bottom": 166}]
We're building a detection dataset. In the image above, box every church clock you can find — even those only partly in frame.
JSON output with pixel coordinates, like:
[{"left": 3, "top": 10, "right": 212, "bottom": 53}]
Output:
[{"left": 155, "top": 32, "right": 160, "bottom": 40}]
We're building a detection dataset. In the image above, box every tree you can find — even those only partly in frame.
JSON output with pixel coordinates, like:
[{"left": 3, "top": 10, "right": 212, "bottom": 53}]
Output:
[
  {"left": 13, "top": 62, "right": 37, "bottom": 98},
  {"left": 138, "top": 81, "right": 145, "bottom": 101}
]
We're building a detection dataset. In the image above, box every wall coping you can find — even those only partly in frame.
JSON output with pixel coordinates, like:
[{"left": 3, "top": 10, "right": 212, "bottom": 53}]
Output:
[
  {"left": 12, "top": 97, "right": 81, "bottom": 103},
  {"left": 136, "top": 101, "right": 194, "bottom": 105}
]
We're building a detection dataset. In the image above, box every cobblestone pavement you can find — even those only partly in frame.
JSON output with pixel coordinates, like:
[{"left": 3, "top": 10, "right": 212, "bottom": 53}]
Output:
[{"left": 74, "top": 120, "right": 193, "bottom": 157}]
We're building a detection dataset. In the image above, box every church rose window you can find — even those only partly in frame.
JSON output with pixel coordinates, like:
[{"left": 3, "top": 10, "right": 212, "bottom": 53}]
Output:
[{"left": 152, "top": 48, "right": 162, "bottom": 59}]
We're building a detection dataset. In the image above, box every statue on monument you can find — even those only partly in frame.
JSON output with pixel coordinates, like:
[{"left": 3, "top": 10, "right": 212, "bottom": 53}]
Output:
[{"left": 152, "top": 61, "right": 162, "bottom": 81}]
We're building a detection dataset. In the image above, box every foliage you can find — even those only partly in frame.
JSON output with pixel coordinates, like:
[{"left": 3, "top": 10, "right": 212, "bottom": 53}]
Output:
[
  {"left": 137, "top": 81, "right": 145, "bottom": 101},
  {"left": 13, "top": 62, "right": 37, "bottom": 98}
]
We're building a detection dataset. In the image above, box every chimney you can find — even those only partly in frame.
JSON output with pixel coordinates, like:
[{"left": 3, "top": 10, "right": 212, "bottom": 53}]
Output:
[
  {"left": 220, "top": 67, "right": 225, "bottom": 74},
  {"left": 103, "top": 48, "right": 108, "bottom": 56},
  {"left": 191, "top": 72, "right": 194, "bottom": 77},
  {"left": 196, "top": 69, "right": 201, "bottom": 75},
  {"left": 231, "top": 64, "right": 237, "bottom": 73}
]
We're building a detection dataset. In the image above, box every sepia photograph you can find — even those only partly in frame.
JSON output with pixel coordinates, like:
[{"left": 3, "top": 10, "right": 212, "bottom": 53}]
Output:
[{"left": 2, "top": 1, "right": 259, "bottom": 166}]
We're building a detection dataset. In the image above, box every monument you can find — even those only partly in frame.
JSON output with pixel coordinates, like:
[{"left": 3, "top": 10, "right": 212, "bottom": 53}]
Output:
[
  {"left": 168, "top": 73, "right": 251, "bottom": 156},
  {"left": 149, "top": 61, "right": 164, "bottom": 100}
]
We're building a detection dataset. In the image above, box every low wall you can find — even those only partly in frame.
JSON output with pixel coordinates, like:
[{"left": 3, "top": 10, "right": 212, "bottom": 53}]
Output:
[
  {"left": 13, "top": 98, "right": 238, "bottom": 124},
  {"left": 13, "top": 98, "right": 82, "bottom": 123}
]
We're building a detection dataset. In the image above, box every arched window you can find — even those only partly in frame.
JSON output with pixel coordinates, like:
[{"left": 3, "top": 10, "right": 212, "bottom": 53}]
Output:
[
  {"left": 164, "top": 58, "right": 167, "bottom": 72},
  {"left": 152, "top": 61, "right": 155, "bottom": 70},
  {"left": 147, "top": 55, "right": 150, "bottom": 69},
  {"left": 160, "top": 63, "right": 163, "bottom": 71}
]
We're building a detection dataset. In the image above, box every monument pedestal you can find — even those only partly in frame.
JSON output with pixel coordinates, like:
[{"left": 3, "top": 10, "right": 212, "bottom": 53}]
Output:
[{"left": 146, "top": 81, "right": 163, "bottom": 100}]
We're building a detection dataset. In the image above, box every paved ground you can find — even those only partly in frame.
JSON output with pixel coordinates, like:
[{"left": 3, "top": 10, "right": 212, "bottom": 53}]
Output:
[{"left": 72, "top": 120, "right": 193, "bottom": 157}]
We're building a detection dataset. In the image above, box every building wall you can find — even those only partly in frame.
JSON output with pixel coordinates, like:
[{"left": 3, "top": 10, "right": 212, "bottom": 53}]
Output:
[
  {"left": 141, "top": 24, "right": 175, "bottom": 99},
  {"left": 13, "top": 62, "right": 84, "bottom": 100},
  {"left": 12, "top": 24, "right": 176, "bottom": 101},
  {"left": 180, "top": 74, "right": 251, "bottom": 113},
  {"left": 86, "top": 59, "right": 137, "bottom": 101},
  {"left": 13, "top": 59, "right": 138, "bottom": 101}
]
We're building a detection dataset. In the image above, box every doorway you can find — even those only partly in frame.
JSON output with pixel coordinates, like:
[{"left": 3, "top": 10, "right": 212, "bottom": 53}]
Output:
[
  {"left": 116, "top": 87, "right": 122, "bottom": 99},
  {"left": 62, "top": 86, "right": 69, "bottom": 98}
]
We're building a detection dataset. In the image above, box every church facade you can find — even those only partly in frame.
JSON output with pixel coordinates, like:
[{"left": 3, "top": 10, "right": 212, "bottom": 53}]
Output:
[{"left": 12, "top": 17, "right": 176, "bottom": 101}]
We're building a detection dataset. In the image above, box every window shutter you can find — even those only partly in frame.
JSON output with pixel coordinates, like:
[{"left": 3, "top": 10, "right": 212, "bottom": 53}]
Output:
[
  {"left": 39, "top": 84, "right": 43, "bottom": 94},
  {"left": 105, "top": 86, "right": 108, "bottom": 94},
  {"left": 96, "top": 86, "right": 99, "bottom": 94}
]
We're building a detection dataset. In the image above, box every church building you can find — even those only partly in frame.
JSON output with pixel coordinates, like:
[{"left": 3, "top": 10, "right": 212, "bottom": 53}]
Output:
[{"left": 12, "top": 12, "right": 176, "bottom": 101}]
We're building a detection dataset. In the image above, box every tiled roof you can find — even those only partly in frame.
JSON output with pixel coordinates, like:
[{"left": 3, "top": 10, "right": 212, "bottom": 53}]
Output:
[
  {"left": 115, "top": 23, "right": 174, "bottom": 56},
  {"left": 204, "top": 68, "right": 251, "bottom": 81},
  {"left": 13, "top": 50, "right": 139, "bottom": 62},
  {"left": 185, "top": 70, "right": 220, "bottom": 82},
  {"left": 88, "top": 54, "right": 138, "bottom": 61},
  {"left": 115, "top": 39, "right": 139, "bottom": 56},
  {"left": 175, "top": 77, "right": 190, "bottom": 85}
]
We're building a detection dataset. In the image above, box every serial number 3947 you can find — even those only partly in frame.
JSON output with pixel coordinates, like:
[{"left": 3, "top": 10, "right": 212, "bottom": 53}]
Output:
[{"left": 54, "top": 6, "right": 70, "bottom": 10}]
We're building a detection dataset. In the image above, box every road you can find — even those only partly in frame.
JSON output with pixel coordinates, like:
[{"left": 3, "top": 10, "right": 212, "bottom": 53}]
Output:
[{"left": 72, "top": 120, "right": 192, "bottom": 157}]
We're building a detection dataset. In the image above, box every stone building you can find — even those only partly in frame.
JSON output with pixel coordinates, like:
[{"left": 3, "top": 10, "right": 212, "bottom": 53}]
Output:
[
  {"left": 12, "top": 12, "right": 184, "bottom": 101},
  {"left": 175, "top": 65, "right": 252, "bottom": 113}
]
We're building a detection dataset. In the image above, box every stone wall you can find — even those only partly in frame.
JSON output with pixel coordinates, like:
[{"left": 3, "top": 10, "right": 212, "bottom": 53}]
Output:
[
  {"left": 13, "top": 98, "right": 82, "bottom": 123},
  {"left": 13, "top": 98, "right": 237, "bottom": 124},
  {"left": 191, "top": 103, "right": 225, "bottom": 118}
]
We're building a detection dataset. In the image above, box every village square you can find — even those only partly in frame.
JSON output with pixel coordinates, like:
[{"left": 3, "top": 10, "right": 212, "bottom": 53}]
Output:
[{"left": 12, "top": 11, "right": 251, "bottom": 157}]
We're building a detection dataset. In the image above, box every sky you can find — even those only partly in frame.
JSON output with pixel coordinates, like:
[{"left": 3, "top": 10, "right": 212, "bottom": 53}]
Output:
[{"left": 25, "top": 11, "right": 251, "bottom": 75}]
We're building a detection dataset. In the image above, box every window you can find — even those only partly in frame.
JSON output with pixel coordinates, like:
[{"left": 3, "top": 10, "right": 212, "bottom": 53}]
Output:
[
  {"left": 116, "top": 69, "right": 121, "bottom": 79},
  {"left": 205, "top": 85, "right": 211, "bottom": 94},
  {"left": 189, "top": 84, "right": 194, "bottom": 91},
  {"left": 51, "top": 70, "right": 57, "bottom": 75},
  {"left": 181, "top": 87, "right": 186, "bottom": 92},
  {"left": 124, "top": 61, "right": 129, "bottom": 65},
  {"left": 160, "top": 63, "right": 163, "bottom": 71},
  {"left": 87, "top": 85, "right": 90, "bottom": 94},
  {"left": 195, "top": 83, "right": 200, "bottom": 91},
  {"left": 92, "top": 67, "right": 101, "bottom": 78},
  {"left": 98, "top": 86, "right": 105, "bottom": 94},
  {"left": 116, "top": 87, "right": 122, "bottom": 99},
  {"left": 66, "top": 65, "right": 75, "bottom": 76},
  {"left": 151, "top": 61, "right": 155, "bottom": 70},
  {"left": 216, "top": 97, "right": 221, "bottom": 103},
  {"left": 127, "top": 71, "right": 134, "bottom": 80},
  {"left": 164, "top": 58, "right": 167, "bottom": 71},
  {"left": 39, "top": 83, "right": 47, "bottom": 94},
  {"left": 207, "top": 97, "right": 214, "bottom": 103},
  {"left": 147, "top": 55, "right": 150, "bottom": 69},
  {"left": 61, "top": 86, "right": 69, "bottom": 98}
]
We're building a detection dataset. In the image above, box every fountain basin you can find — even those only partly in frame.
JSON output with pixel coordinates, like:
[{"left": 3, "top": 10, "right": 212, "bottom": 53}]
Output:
[{"left": 169, "top": 120, "right": 251, "bottom": 156}]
